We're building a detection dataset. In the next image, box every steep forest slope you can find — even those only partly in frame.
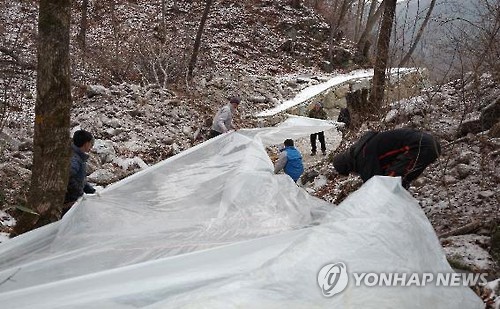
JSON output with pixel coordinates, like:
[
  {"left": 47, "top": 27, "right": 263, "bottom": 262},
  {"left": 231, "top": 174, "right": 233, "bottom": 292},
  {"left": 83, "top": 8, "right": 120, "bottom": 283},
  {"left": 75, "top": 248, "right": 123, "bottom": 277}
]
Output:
[{"left": 0, "top": 0, "right": 350, "bottom": 211}]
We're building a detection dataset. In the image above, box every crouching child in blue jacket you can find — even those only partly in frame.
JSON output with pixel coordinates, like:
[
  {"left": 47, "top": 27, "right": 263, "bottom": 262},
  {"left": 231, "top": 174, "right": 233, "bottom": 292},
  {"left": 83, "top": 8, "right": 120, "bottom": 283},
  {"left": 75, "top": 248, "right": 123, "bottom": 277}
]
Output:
[{"left": 274, "top": 139, "right": 304, "bottom": 183}]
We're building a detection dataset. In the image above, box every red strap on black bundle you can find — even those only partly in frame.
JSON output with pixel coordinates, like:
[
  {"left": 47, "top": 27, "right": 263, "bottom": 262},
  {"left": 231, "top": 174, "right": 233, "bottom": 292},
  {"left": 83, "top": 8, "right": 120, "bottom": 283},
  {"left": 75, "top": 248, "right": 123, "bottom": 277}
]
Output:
[{"left": 378, "top": 146, "right": 410, "bottom": 160}]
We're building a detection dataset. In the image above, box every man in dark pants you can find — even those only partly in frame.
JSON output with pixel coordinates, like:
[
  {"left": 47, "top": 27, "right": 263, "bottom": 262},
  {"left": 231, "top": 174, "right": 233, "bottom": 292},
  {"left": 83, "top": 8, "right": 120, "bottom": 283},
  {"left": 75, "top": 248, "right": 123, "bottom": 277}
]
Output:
[
  {"left": 308, "top": 102, "right": 327, "bottom": 155},
  {"left": 332, "top": 128, "right": 441, "bottom": 189}
]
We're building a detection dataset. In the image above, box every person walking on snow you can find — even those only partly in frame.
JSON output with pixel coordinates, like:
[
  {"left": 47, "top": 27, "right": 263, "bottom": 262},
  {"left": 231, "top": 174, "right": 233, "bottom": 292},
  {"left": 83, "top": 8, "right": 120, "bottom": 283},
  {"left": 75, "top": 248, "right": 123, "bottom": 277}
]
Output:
[
  {"left": 332, "top": 128, "right": 441, "bottom": 189},
  {"left": 308, "top": 102, "right": 327, "bottom": 156},
  {"left": 274, "top": 139, "right": 304, "bottom": 182},
  {"left": 209, "top": 96, "right": 240, "bottom": 138}
]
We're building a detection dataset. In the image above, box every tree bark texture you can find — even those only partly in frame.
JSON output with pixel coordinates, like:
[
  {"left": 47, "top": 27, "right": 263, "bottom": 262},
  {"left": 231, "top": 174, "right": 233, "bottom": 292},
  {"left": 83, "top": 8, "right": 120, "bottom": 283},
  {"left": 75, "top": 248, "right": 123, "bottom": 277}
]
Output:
[
  {"left": 291, "top": 0, "right": 301, "bottom": 9},
  {"left": 368, "top": 0, "right": 397, "bottom": 112},
  {"left": 188, "top": 0, "right": 213, "bottom": 79},
  {"left": 12, "top": 0, "right": 72, "bottom": 236}
]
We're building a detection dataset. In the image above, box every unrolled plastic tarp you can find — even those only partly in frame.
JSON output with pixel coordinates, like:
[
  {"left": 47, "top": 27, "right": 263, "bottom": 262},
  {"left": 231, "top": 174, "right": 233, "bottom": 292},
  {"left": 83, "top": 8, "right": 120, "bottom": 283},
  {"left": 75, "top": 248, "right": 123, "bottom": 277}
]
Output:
[{"left": 0, "top": 117, "right": 483, "bottom": 308}]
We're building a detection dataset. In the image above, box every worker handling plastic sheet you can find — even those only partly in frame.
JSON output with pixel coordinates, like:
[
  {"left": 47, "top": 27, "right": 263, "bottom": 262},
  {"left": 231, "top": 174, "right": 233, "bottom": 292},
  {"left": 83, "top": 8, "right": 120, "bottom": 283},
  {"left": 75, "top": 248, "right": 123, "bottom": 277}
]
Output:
[
  {"left": 209, "top": 96, "right": 241, "bottom": 138},
  {"left": 332, "top": 128, "right": 441, "bottom": 189},
  {"left": 274, "top": 139, "right": 304, "bottom": 183}
]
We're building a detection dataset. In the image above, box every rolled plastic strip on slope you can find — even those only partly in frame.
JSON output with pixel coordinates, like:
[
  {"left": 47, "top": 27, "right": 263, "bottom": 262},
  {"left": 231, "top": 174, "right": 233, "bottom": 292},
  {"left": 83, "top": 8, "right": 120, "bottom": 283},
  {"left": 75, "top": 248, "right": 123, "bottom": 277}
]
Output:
[
  {"left": 0, "top": 117, "right": 337, "bottom": 294},
  {"left": 240, "top": 114, "right": 342, "bottom": 146},
  {"left": 137, "top": 177, "right": 483, "bottom": 309},
  {"left": 0, "top": 115, "right": 482, "bottom": 308},
  {"left": 0, "top": 178, "right": 483, "bottom": 308}
]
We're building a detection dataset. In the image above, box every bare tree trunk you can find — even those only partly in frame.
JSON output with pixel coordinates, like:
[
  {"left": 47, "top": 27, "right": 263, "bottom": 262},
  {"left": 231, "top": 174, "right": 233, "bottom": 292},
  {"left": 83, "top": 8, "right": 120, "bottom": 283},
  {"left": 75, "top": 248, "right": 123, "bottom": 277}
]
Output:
[
  {"left": 334, "top": 0, "right": 354, "bottom": 32},
  {"left": 357, "top": 0, "right": 379, "bottom": 44},
  {"left": 110, "top": 0, "right": 119, "bottom": 56},
  {"left": 354, "top": 0, "right": 366, "bottom": 41},
  {"left": 328, "top": 18, "right": 335, "bottom": 61},
  {"left": 78, "top": 0, "right": 89, "bottom": 50},
  {"left": 327, "top": 0, "right": 341, "bottom": 61},
  {"left": 161, "top": 0, "right": 167, "bottom": 31},
  {"left": 356, "top": 0, "right": 385, "bottom": 57},
  {"left": 188, "top": 0, "right": 213, "bottom": 80},
  {"left": 398, "top": 0, "right": 437, "bottom": 66},
  {"left": 368, "top": 0, "right": 397, "bottom": 111},
  {"left": 0, "top": 79, "right": 8, "bottom": 134},
  {"left": 438, "top": 220, "right": 482, "bottom": 238},
  {"left": 332, "top": 0, "right": 341, "bottom": 21},
  {"left": 12, "top": 0, "right": 72, "bottom": 236}
]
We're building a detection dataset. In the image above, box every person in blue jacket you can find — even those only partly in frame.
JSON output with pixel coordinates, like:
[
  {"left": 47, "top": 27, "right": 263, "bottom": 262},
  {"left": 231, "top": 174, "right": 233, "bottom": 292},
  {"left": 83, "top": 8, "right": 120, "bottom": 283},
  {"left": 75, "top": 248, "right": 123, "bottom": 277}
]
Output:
[
  {"left": 274, "top": 139, "right": 304, "bottom": 182},
  {"left": 64, "top": 130, "right": 96, "bottom": 211}
]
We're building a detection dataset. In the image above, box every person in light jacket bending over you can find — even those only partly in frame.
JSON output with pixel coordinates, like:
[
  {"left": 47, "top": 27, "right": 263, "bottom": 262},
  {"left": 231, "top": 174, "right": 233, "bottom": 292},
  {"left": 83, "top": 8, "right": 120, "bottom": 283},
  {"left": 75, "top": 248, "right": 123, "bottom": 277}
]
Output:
[
  {"left": 274, "top": 139, "right": 304, "bottom": 183},
  {"left": 209, "top": 96, "right": 241, "bottom": 138}
]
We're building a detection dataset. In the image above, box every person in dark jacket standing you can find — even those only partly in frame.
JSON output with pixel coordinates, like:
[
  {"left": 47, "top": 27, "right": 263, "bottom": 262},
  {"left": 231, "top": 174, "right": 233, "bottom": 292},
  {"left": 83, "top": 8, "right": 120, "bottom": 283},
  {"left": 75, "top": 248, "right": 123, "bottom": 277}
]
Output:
[
  {"left": 64, "top": 130, "right": 96, "bottom": 210},
  {"left": 274, "top": 139, "right": 304, "bottom": 182},
  {"left": 337, "top": 107, "right": 351, "bottom": 132},
  {"left": 308, "top": 102, "right": 328, "bottom": 156},
  {"left": 332, "top": 128, "right": 441, "bottom": 189}
]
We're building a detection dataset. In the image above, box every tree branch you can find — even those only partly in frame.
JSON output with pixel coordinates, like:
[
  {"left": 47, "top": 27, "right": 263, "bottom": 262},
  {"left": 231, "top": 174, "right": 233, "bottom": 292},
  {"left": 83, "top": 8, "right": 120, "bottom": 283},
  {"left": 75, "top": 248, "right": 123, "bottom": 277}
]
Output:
[{"left": 0, "top": 46, "right": 36, "bottom": 70}]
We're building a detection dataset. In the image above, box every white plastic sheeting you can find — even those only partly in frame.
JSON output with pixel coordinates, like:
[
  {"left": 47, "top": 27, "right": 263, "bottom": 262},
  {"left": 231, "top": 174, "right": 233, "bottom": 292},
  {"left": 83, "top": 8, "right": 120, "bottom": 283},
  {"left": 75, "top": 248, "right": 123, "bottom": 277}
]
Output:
[{"left": 0, "top": 117, "right": 483, "bottom": 308}]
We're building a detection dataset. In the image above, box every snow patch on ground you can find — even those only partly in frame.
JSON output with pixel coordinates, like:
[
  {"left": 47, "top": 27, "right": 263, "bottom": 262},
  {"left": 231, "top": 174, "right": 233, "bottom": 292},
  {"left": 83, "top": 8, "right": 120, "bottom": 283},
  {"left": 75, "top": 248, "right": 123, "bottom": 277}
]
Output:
[
  {"left": 442, "top": 235, "right": 496, "bottom": 272},
  {"left": 0, "top": 210, "right": 15, "bottom": 243}
]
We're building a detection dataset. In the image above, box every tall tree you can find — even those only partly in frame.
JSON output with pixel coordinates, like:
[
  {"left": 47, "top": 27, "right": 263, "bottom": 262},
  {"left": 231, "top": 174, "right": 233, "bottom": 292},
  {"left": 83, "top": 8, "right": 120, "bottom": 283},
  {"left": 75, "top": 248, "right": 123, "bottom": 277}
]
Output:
[
  {"left": 77, "top": 0, "right": 89, "bottom": 50},
  {"left": 356, "top": 0, "right": 385, "bottom": 58},
  {"left": 188, "top": 0, "right": 213, "bottom": 79},
  {"left": 333, "top": 0, "right": 355, "bottom": 33},
  {"left": 161, "top": 0, "right": 167, "bottom": 32},
  {"left": 12, "top": 0, "right": 72, "bottom": 236},
  {"left": 368, "top": 0, "right": 397, "bottom": 111},
  {"left": 354, "top": 0, "right": 367, "bottom": 41},
  {"left": 398, "top": 0, "right": 437, "bottom": 66}
]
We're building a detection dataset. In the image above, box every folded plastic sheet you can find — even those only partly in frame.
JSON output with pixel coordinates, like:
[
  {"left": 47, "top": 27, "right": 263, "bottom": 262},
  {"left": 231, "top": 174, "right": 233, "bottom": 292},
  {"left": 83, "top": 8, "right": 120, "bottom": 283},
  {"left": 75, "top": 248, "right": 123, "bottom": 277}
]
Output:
[{"left": 0, "top": 118, "right": 483, "bottom": 308}]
